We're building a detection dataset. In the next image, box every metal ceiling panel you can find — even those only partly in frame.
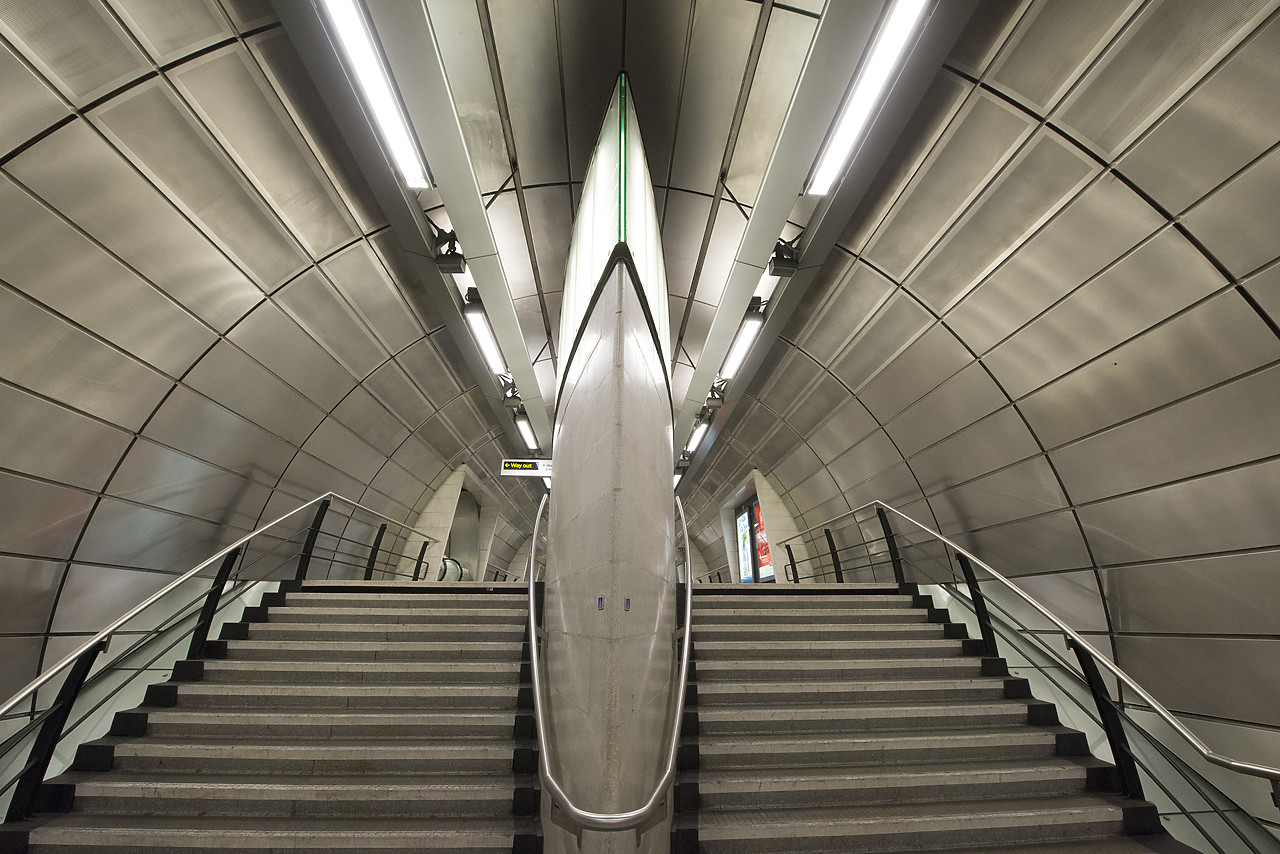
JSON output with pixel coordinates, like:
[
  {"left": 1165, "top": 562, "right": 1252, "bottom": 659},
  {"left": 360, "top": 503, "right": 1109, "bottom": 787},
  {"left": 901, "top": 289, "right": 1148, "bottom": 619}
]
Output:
[
  {"left": 0, "top": 384, "right": 131, "bottom": 491},
  {"left": 1055, "top": 0, "right": 1276, "bottom": 158},
  {"left": 0, "top": 39, "right": 70, "bottom": 158},
  {"left": 1103, "top": 550, "right": 1280, "bottom": 635},
  {"left": 7, "top": 119, "right": 264, "bottom": 332},
  {"left": 321, "top": 241, "right": 423, "bottom": 353},
  {"left": 794, "top": 261, "right": 894, "bottom": 367},
  {"left": 944, "top": 0, "right": 1027, "bottom": 78},
  {"left": 1244, "top": 260, "right": 1280, "bottom": 322},
  {"left": 142, "top": 385, "right": 297, "bottom": 479},
  {"left": 107, "top": 438, "right": 272, "bottom": 529},
  {"left": 1007, "top": 570, "right": 1109, "bottom": 633},
  {"left": 422, "top": 0, "right": 509, "bottom": 192},
  {"left": 1182, "top": 144, "right": 1280, "bottom": 277},
  {"left": 666, "top": 0, "right": 758, "bottom": 194},
  {"left": 1018, "top": 292, "right": 1280, "bottom": 449},
  {"left": 858, "top": 323, "right": 972, "bottom": 422},
  {"left": 826, "top": 430, "right": 901, "bottom": 494},
  {"left": 661, "top": 190, "right": 713, "bottom": 299},
  {"left": 722, "top": 399, "right": 768, "bottom": 450},
  {"left": 1115, "top": 636, "right": 1280, "bottom": 727},
  {"left": 828, "top": 291, "right": 931, "bottom": 393},
  {"left": 484, "top": 193, "right": 536, "bottom": 300},
  {"left": 621, "top": 0, "right": 691, "bottom": 185},
  {"left": 440, "top": 393, "right": 488, "bottom": 446},
  {"left": 0, "top": 288, "right": 172, "bottom": 431},
  {"left": 803, "top": 398, "right": 879, "bottom": 466},
  {"left": 909, "top": 407, "right": 1040, "bottom": 496},
  {"left": 929, "top": 457, "right": 1067, "bottom": 533},
  {"left": 908, "top": 130, "right": 1098, "bottom": 314},
  {"left": 0, "top": 174, "right": 214, "bottom": 376},
  {"left": 276, "top": 268, "right": 387, "bottom": 378},
  {"left": 987, "top": 0, "right": 1138, "bottom": 115},
  {"left": 416, "top": 414, "right": 465, "bottom": 465},
  {"left": 0, "top": 557, "right": 60, "bottom": 634},
  {"left": 553, "top": 0, "right": 621, "bottom": 182},
  {"left": 396, "top": 336, "right": 463, "bottom": 411},
  {"left": 331, "top": 385, "right": 408, "bottom": 457},
  {"left": 0, "top": 636, "right": 49, "bottom": 702},
  {"left": 521, "top": 184, "right": 572, "bottom": 299},
  {"left": 363, "top": 360, "right": 434, "bottom": 430},
  {"left": 771, "top": 441, "right": 822, "bottom": 493},
  {"left": 1078, "top": 458, "right": 1280, "bottom": 565},
  {"left": 248, "top": 28, "right": 386, "bottom": 233},
  {"left": 837, "top": 71, "right": 970, "bottom": 255},
  {"left": 884, "top": 362, "right": 1007, "bottom": 458},
  {"left": 303, "top": 417, "right": 385, "bottom": 483},
  {"left": 863, "top": 91, "right": 1034, "bottom": 282},
  {"left": 92, "top": 80, "right": 308, "bottom": 288},
  {"left": 756, "top": 349, "right": 822, "bottom": 419},
  {"left": 76, "top": 496, "right": 240, "bottom": 571},
  {"left": 366, "top": 230, "right": 443, "bottom": 331},
  {"left": 1119, "top": 13, "right": 1280, "bottom": 214},
  {"left": 274, "top": 451, "right": 367, "bottom": 504},
  {"left": 219, "top": 0, "right": 276, "bottom": 31},
  {"left": 184, "top": 340, "right": 323, "bottom": 445},
  {"left": 109, "top": 0, "right": 232, "bottom": 64},
  {"left": 679, "top": 299, "right": 716, "bottom": 367},
  {"left": 839, "top": 461, "right": 923, "bottom": 513},
  {"left": 783, "top": 373, "right": 848, "bottom": 440},
  {"left": 788, "top": 469, "right": 841, "bottom": 516},
  {"left": 390, "top": 434, "right": 447, "bottom": 486},
  {"left": 0, "top": 0, "right": 148, "bottom": 104},
  {"left": 687, "top": 199, "right": 750, "bottom": 309},
  {"left": 487, "top": 0, "right": 569, "bottom": 187},
  {"left": 228, "top": 299, "right": 355, "bottom": 409},
  {"left": 0, "top": 470, "right": 94, "bottom": 559},
  {"left": 172, "top": 45, "right": 358, "bottom": 258},
  {"left": 947, "top": 173, "right": 1163, "bottom": 355},
  {"left": 983, "top": 228, "right": 1225, "bottom": 399},
  {"left": 949, "top": 509, "right": 1092, "bottom": 577},
  {"left": 1051, "top": 364, "right": 1280, "bottom": 504},
  {"left": 513, "top": 294, "right": 547, "bottom": 364},
  {"left": 723, "top": 9, "right": 817, "bottom": 207}
]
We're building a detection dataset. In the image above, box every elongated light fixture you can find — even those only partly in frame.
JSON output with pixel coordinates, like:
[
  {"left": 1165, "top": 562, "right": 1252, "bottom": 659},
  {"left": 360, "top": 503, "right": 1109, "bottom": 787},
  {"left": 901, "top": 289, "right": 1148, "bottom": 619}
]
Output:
[
  {"left": 321, "top": 0, "right": 431, "bottom": 189},
  {"left": 462, "top": 287, "right": 508, "bottom": 375},
  {"left": 719, "top": 297, "right": 765, "bottom": 381},
  {"left": 807, "top": 0, "right": 929, "bottom": 196},
  {"left": 685, "top": 420, "right": 710, "bottom": 454},
  {"left": 542, "top": 477, "right": 552, "bottom": 490},
  {"left": 514, "top": 410, "right": 539, "bottom": 452}
]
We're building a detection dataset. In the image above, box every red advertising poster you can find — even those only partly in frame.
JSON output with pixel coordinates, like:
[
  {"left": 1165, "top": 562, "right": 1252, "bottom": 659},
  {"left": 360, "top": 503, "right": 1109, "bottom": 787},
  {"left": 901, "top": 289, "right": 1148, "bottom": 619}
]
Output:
[{"left": 753, "top": 503, "right": 773, "bottom": 581}]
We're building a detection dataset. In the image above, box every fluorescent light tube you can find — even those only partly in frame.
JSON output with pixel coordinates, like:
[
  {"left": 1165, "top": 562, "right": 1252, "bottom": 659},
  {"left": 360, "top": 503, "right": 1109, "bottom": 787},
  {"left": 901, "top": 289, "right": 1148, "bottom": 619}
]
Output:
[
  {"left": 515, "top": 415, "right": 539, "bottom": 451},
  {"left": 674, "top": 473, "right": 683, "bottom": 489},
  {"left": 719, "top": 312, "right": 765, "bottom": 380},
  {"left": 464, "top": 306, "right": 508, "bottom": 375},
  {"left": 542, "top": 477, "right": 552, "bottom": 490},
  {"left": 807, "top": 0, "right": 928, "bottom": 196},
  {"left": 321, "top": 0, "right": 431, "bottom": 189},
  {"left": 686, "top": 422, "right": 709, "bottom": 454}
]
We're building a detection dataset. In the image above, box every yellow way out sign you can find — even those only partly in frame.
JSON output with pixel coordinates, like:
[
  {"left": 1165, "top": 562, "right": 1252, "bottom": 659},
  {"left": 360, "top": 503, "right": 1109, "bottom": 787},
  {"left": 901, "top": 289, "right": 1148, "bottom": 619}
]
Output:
[{"left": 501, "top": 459, "right": 553, "bottom": 477}]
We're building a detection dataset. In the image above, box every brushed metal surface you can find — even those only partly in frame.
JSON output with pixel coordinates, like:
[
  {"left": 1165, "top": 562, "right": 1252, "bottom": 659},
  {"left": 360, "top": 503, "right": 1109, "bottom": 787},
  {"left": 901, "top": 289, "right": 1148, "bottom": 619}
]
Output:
[
  {"left": 110, "top": 0, "right": 231, "bottom": 64},
  {"left": 1182, "top": 143, "right": 1280, "bottom": 277},
  {"left": 884, "top": 362, "right": 1007, "bottom": 458},
  {"left": 828, "top": 291, "right": 932, "bottom": 392},
  {"left": 227, "top": 299, "right": 355, "bottom": 410},
  {"left": 364, "top": 360, "right": 434, "bottom": 431},
  {"left": 142, "top": 385, "right": 297, "bottom": 479},
  {"left": 910, "top": 407, "right": 1041, "bottom": 496},
  {"left": 0, "top": 556, "right": 62, "bottom": 634},
  {"left": 321, "top": 241, "right": 423, "bottom": 353},
  {"left": 858, "top": 323, "right": 972, "bottom": 422},
  {"left": 0, "top": 383, "right": 132, "bottom": 491},
  {"left": 275, "top": 269, "right": 387, "bottom": 379},
  {"left": 0, "top": 39, "right": 70, "bottom": 158},
  {"left": 182, "top": 339, "right": 323, "bottom": 445}
]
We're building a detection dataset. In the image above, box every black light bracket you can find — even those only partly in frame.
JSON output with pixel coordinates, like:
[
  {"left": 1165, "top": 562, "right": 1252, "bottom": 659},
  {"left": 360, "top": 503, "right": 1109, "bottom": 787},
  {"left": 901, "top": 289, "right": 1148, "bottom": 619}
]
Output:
[
  {"left": 437, "top": 230, "right": 466, "bottom": 273},
  {"left": 766, "top": 239, "right": 798, "bottom": 277}
]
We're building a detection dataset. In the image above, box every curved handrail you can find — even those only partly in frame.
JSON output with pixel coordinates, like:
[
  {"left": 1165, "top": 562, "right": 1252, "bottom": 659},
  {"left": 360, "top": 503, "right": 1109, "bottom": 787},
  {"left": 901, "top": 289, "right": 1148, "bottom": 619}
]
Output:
[
  {"left": 0, "top": 491, "right": 436, "bottom": 721},
  {"left": 862, "top": 500, "right": 1280, "bottom": 786},
  {"left": 526, "top": 494, "right": 694, "bottom": 831}
]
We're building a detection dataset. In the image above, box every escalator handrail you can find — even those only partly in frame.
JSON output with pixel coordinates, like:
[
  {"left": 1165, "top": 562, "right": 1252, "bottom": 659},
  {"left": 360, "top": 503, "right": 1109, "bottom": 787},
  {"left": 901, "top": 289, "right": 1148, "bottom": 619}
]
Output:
[{"left": 525, "top": 493, "right": 694, "bottom": 832}]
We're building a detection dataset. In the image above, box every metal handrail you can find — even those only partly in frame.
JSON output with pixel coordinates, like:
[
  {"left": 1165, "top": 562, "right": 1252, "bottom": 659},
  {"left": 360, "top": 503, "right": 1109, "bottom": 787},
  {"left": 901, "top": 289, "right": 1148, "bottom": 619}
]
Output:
[
  {"left": 0, "top": 491, "right": 435, "bottom": 721},
  {"left": 828, "top": 500, "right": 1280, "bottom": 788},
  {"left": 526, "top": 494, "right": 694, "bottom": 832}
]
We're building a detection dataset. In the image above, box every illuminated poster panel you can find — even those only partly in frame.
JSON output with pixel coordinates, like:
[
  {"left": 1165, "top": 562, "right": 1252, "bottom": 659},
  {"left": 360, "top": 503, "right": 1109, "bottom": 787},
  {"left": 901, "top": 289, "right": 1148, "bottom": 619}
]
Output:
[
  {"left": 736, "top": 507, "right": 754, "bottom": 583},
  {"left": 753, "top": 502, "right": 773, "bottom": 581}
]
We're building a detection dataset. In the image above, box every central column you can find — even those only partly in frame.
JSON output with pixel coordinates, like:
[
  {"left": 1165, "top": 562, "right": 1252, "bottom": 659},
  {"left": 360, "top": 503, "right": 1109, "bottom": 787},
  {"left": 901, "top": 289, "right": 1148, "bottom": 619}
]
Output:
[{"left": 540, "top": 75, "right": 677, "bottom": 854}]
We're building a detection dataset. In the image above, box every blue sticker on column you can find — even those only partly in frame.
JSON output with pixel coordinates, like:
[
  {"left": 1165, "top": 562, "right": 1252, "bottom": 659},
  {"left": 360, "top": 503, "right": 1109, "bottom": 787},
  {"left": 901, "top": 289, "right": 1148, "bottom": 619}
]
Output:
[
  {"left": 625, "top": 597, "right": 631, "bottom": 611},
  {"left": 597, "top": 596, "right": 604, "bottom": 610}
]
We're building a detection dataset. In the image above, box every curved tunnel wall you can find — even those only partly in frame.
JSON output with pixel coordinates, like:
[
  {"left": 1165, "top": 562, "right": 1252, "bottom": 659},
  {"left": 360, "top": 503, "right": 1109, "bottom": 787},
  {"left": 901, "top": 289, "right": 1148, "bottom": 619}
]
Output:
[
  {"left": 681, "top": 0, "right": 1280, "bottom": 788},
  {"left": 0, "top": 1, "right": 539, "bottom": 704}
]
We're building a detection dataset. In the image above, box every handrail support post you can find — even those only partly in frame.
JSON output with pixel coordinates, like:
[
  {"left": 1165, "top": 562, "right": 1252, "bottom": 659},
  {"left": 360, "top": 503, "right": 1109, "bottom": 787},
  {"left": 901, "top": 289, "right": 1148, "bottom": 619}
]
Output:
[
  {"left": 294, "top": 497, "right": 330, "bottom": 581},
  {"left": 1069, "top": 638, "right": 1145, "bottom": 800},
  {"left": 784, "top": 544, "right": 798, "bottom": 584},
  {"left": 955, "top": 552, "right": 998, "bottom": 658},
  {"left": 363, "top": 523, "right": 388, "bottom": 581},
  {"left": 412, "top": 540, "right": 428, "bottom": 581},
  {"left": 823, "top": 528, "right": 844, "bottom": 583},
  {"left": 876, "top": 505, "right": 905, "bottom": 586},
  {"left": 187, "top": 546, "right": 242, "bottom": 660}
]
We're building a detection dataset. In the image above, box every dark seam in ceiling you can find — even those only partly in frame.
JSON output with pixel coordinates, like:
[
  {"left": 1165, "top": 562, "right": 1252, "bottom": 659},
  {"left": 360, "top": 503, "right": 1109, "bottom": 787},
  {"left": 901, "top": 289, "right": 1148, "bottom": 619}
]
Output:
[{"left": 657, "top": 0, "right": 698, "bottom": 230}]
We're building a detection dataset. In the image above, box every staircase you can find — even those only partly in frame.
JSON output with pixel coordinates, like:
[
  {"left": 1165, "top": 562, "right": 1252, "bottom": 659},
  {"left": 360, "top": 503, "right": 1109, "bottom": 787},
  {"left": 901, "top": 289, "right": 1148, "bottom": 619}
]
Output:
[
  {"left": 19, "top": 580, "right": 540, "bottom": 853},
  {"left": 674, "top": 583, "right": 1196, "bottom": 853}
]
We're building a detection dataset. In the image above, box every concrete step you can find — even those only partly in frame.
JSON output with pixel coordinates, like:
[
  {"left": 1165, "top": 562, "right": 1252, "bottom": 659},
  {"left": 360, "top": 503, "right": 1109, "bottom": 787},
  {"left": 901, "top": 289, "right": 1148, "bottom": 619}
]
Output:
[
  {"left": 281, "top": 592, "right": 526, "bottom": 610},
  {"left": 172, "top": 682, "right": 519, "bottom": 711},
  {"left": 694, "top": 794, "right": 1132, "bottom": 853},
  {"left": 692, "top": 623, "right": 945, "bottom": 641},
  {"left": 693, "top": 638, "right": 964, "bottom": 660},
  {"left": 694, "top": 607, "right": 929, "bottom": 624},
  {"left": 693, "top": 657, "right": 981, "bottom": 682},
  {"left": 696, "top": 699, "right": 1032, "bottom": 735},
  {"left": 692, "top": 594, "right": 914, "bottom": 609},
  {"left": 244, "top": 622, "right": 525, "bottom": 642},
  {"left": 64, "top": 773, "right": 521, "bottom": 818},
  {"left": 106, "top": 739, "right": 516, "bottom": 775},
  {"left": 896, "top": 837, "right": 1201, "bottom": 853},
  {"left": 225, "top": 639, "right": 522, "bottom": 662},
  {"left": 298, "top": 581, "right": 524, "bottom": 593},
  {"left": 26, "top": 814, "right": 521, "bottom": 852},
  {"left": 141, "top": 710, "right": 518, "bottom": 740},
  {"left": 696, "top": 727, "right": 1062, "bottom": 770},
  {"left": 691, "top": 758, "right": 1096, "bottom": 809},
  {"left": 695, "top": 677, "right": 1009, "bottom": 706},
  {"left": 199, "top": 660, "right": 520, "bottom": 686},
  {"left": 693, "top": 583, "right": 900, "bottom": 595},
  {"left": 263, "top": 607, "right": 525, "bottom": 624}
]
